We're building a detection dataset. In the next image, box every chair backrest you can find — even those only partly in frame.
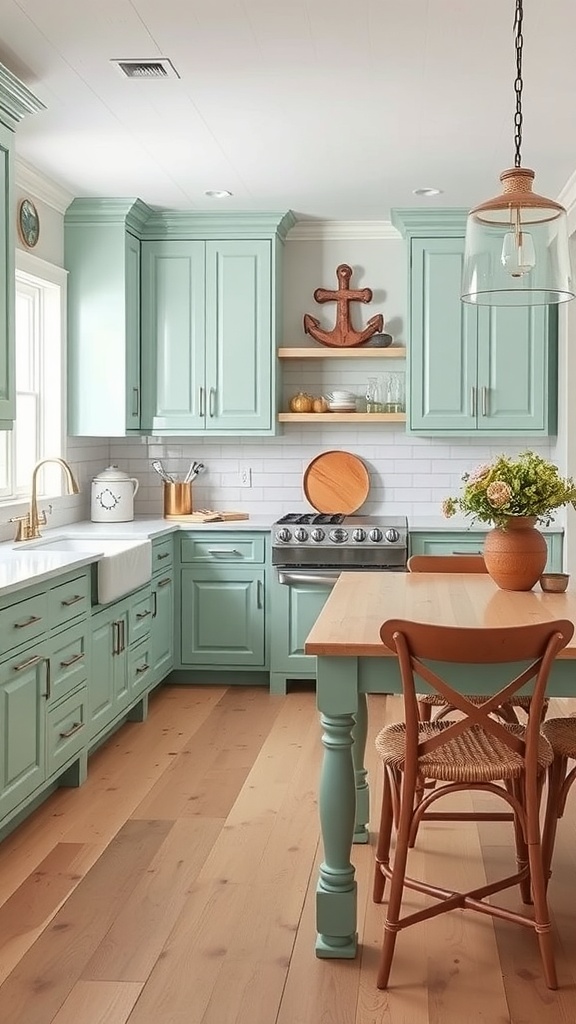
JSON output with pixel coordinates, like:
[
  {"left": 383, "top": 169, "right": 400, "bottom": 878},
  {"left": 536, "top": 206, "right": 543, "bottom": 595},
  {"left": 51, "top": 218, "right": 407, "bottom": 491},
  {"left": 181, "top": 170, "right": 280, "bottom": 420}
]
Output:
[
  {"left": 380, "top": 618, "right": 574, "bottom": 770},
  {"left": 408, "top": 554, "right": 488, "bottom": 574}
]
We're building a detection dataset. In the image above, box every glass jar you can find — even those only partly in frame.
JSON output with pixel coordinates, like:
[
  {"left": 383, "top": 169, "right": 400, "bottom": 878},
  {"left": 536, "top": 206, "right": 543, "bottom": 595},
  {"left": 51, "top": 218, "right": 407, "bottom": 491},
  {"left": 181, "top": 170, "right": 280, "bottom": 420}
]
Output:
[
  {"left": 365, "top": 376, "right": 382, "bottom": 413},
  {"left": 384, "top": 372, "right": 405, "bottom": 413}
]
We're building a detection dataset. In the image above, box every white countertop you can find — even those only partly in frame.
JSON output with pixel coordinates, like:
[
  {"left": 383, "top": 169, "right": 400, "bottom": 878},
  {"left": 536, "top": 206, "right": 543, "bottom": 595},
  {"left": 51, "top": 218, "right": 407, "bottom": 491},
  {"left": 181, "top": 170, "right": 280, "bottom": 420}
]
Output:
[{"left": 408, "top": 516, "right": 564, "bottom": 533}]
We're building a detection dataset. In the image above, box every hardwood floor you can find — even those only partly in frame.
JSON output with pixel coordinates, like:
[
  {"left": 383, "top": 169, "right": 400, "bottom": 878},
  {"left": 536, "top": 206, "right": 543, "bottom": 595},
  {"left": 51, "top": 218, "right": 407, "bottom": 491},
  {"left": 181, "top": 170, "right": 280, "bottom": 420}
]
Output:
[{"left": 1, "top": 683, "right": 576, "bottom": 1023}]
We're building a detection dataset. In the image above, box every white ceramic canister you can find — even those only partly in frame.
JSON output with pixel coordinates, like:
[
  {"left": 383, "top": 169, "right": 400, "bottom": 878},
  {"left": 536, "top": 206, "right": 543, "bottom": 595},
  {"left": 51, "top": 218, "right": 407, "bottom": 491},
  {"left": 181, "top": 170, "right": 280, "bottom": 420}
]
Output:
[{"left": 91, "top": 465, "right": 139, "bottom": 523}]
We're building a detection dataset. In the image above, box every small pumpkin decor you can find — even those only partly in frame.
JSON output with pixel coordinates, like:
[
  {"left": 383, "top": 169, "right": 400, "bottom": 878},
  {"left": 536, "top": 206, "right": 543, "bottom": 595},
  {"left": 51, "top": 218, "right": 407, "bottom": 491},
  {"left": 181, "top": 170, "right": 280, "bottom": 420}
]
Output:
[
  {"left": 312, "top": 396, "right": 328, "bottom": 413},
  {"left": 289, "top": 392, "right": 314, "bottom": 413},
  {"left": 443, "top": 452, "right": 576, "bottom": 591}
]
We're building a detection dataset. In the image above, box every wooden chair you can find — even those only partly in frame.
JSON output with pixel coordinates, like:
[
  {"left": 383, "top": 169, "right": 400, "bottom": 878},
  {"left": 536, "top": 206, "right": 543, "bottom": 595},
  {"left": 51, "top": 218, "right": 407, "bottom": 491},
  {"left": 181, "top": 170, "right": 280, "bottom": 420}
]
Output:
[
  {"left": 407, "top": 553, "right": 547, "bottom": 725},
  {"left": 372, "top": 617, "right": 573, "bottom": 991},
  {"left": 540, "top": 714, "right": 576, "bottom": 881}
]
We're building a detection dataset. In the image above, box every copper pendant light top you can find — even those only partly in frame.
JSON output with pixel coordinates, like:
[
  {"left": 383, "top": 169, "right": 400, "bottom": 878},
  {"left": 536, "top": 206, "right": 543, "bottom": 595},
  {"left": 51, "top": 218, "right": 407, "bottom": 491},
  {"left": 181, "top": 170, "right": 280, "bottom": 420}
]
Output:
[{"left": 470, "top": 168, "right": 566, "bottom": 226}]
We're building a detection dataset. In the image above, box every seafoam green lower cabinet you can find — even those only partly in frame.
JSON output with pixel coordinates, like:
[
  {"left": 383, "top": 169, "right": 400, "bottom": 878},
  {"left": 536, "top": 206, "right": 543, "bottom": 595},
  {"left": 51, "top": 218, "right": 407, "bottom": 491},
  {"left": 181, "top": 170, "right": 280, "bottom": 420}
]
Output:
[
  {"left": 89, "top": 607, "right": 130, "bottom": 740},
  {"left": 150, "top": 570, "right": 174, "bottom": 684},
  {"left": 0, "top": 639, "right": 47, "bottom": 819},
  {"left": 409, "top": 530, "right": 563, "bottom": 572},
  {"left": 269, "top": 572, "right": 331, "bottom": 694},
  {"left": 180, "top": 568, "right": 265, "bottom": 666},
  {"left": 140, "top": 239, "right": 273, "bottom": 434}
]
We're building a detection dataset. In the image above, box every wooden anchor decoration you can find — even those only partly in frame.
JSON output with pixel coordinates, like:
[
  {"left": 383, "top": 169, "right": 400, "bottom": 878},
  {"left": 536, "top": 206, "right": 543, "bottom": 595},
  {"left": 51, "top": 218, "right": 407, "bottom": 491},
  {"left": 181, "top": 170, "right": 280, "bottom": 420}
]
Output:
[{"left": 303, "top": 263, "right": 384, "bottom": 348}]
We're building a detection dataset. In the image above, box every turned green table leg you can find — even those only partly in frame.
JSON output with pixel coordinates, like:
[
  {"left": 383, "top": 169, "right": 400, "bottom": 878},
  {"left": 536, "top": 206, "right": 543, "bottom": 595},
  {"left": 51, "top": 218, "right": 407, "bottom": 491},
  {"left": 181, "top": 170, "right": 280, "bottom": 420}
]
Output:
[{"left": 352, "top": 693, "right": 369, "bottom": 843}]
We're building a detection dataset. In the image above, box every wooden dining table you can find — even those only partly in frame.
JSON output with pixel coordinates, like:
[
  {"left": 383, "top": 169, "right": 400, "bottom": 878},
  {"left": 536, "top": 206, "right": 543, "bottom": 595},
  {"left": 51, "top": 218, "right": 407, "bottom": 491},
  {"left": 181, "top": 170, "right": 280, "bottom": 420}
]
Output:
[{"left": 304, "top": 570, "right": 576, "bottom": 959}]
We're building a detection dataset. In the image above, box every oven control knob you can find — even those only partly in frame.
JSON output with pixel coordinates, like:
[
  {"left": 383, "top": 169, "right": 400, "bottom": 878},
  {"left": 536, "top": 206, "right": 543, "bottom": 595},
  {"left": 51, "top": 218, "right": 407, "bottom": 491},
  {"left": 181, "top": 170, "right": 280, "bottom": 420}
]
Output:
[
  {"left": 329, "top": 527, "right": 348, "bottom": 543},
  {"left": 276, "top": 527, "right": 292, "bottom": 543},
  {"left": 369, "top": 527, "right": 383, "bottom": 543},
  {"left": 385, "top": 528, "right": 400, "bottom": 543},
  {"left": 294, "top": 527, "right": 308, "bottom": 542},
  {"left": 352, "top": 528, "right": 366, "bottom": 542},
  {"left": 311, "top": 528, "right": 325, "bottom": 542}
]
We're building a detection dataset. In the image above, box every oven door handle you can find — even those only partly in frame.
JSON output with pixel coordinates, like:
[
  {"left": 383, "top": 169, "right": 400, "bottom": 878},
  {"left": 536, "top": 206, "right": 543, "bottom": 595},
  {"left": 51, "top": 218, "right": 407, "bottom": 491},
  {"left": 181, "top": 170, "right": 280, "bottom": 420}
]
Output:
[{"left": 277, "top": 571, "right": 340, "bottom": 587}]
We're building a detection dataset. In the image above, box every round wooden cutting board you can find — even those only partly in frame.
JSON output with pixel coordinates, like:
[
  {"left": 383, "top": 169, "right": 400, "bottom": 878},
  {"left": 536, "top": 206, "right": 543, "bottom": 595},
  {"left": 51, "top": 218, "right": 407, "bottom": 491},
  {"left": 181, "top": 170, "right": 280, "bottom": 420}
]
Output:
[{"left": 303, "top": 450, "right": 370, "bottom": 514}]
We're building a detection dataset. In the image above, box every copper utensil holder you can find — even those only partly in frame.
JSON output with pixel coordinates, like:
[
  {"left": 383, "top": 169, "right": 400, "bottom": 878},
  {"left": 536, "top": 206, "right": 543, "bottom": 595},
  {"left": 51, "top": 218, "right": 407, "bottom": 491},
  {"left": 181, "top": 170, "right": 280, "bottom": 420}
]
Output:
[{"left": 163, "top": 482, "right": 193, "bottom": 517}]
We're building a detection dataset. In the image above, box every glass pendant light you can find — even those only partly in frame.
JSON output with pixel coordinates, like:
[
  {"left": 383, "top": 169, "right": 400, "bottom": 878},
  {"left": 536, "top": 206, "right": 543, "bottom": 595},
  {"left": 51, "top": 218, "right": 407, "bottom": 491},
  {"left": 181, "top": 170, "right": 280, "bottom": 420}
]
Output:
[{"left": 461, "top": 0, "right": 574, "bottom": 306}]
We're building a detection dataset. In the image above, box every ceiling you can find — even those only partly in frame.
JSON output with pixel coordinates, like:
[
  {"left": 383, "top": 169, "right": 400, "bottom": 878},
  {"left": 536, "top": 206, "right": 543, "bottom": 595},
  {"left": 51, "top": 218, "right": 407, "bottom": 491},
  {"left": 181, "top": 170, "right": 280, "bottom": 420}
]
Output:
[{"left": 2, "top": 0, "right": 576, "bottom": 221}]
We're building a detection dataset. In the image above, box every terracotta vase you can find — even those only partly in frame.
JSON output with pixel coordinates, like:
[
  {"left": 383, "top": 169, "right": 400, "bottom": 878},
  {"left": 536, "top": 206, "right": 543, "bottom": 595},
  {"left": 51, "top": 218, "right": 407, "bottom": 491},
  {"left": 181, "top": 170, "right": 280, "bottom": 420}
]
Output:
[{"left": 483, "top": 516, "right": 547, "bottom": 591}]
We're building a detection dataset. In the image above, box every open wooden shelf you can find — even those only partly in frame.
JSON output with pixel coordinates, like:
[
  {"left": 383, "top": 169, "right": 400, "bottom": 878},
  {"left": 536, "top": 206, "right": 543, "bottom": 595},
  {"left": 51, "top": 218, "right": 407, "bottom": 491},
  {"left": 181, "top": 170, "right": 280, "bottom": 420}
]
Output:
[
  {"left": 278, "top": 346, "right": 406, "bottom": 359},
  {"left": 278, "top": 412, "right": 406, "bottom": 423}
]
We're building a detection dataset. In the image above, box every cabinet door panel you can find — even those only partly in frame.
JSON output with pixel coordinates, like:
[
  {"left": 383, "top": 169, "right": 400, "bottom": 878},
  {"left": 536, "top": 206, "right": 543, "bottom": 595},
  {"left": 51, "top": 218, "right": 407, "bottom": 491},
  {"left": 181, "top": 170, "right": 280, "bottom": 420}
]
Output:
[
  {"left": 150, "top": 574, "right": 174, "bottom": 684},
  {"left": 181, "top": 568, "right": 264, "bottom": 666},
  {"left": 0, "top": 649, "right": 45, "bottom": 816},
  {"left": 141, "top": 240, "right": 205, "bottom": 430},
  {"left": 477, "top": 305, "right": 552, "bottom": 431},
  {"left": 125, "top": 231, "right": 142, "bottom": 430},
  {"left": 410, "top": 237, "right": 477, "bottom": 431},
  {"left": 270, "top": 574, "right": 330, "bottom": 678},
  {"left": 205, "top": 240, "right": 272, "bottom": 431},
  {"left": 0, "top": 123, "right": 14, "bottom": 425}
]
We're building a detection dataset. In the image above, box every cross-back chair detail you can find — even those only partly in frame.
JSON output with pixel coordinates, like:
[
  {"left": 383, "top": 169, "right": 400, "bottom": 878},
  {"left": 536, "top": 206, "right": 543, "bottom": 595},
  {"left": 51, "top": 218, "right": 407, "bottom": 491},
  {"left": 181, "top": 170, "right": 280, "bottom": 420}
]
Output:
[{"left": 372, "top": 617, "right": 573, "bottom": 991}]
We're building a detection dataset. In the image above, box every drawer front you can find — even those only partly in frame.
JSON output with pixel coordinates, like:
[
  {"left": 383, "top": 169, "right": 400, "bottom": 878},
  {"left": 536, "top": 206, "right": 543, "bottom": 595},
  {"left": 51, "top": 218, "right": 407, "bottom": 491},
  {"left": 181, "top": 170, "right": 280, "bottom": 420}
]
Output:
[
  {"left": 128, "top": 590, "right": 154, "bottom": 645},
  {"left": 50, "top": 572, "right": 91, "bottom": 631},
  {"left": 49, "top": 622, "right": 89, "bottom": 704},
  {"left": 152, "top": 537, "right": 174, "bottom": 574},
  {"left": 0, "top": 592, "right": 49, "bottom": 653},
  {"left": 180, "top": 535, "right": 265, "bottom": 564},
  {"left": 46, "top": 686, "right": 87, "bottom": 776},
  {"left": 128, "top": 638, "right": 152, "bottom": 698}
]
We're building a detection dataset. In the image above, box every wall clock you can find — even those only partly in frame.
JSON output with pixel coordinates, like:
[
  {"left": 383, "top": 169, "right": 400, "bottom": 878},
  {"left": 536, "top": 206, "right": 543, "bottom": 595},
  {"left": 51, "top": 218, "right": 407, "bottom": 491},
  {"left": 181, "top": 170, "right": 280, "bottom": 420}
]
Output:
[{"left": 17, "top": 198, "right": 40, "bottom": 248}]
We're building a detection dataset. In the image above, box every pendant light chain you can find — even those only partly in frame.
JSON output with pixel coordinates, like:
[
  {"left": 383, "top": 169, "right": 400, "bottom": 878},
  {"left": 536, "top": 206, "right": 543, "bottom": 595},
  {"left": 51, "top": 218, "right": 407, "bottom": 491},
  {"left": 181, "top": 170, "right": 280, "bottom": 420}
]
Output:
[{"left": 513, "top": 0, "right": 524, "bottom": 168}]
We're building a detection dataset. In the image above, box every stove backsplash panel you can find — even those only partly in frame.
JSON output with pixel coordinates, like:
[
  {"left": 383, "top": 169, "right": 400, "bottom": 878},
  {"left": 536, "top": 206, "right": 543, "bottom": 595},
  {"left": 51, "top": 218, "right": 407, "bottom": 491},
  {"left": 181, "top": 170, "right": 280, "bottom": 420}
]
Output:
[{"left": 109, "top": 432, "right": 557, "bottom": 521}]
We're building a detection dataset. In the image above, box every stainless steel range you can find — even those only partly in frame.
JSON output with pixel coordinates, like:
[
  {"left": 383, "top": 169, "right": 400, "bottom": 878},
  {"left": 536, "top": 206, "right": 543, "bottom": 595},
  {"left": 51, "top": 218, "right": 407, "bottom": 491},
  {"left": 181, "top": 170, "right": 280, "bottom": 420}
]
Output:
[{"left": 272, "top": 512, "right": 408, "bottom": 586}]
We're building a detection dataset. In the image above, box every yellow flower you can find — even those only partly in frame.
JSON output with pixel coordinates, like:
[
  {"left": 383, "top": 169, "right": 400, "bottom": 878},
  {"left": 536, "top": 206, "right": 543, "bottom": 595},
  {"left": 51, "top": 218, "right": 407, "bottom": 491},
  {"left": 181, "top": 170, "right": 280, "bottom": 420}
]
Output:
[{"left": 486, "top": 480, "right": 512, "bottom": 509}]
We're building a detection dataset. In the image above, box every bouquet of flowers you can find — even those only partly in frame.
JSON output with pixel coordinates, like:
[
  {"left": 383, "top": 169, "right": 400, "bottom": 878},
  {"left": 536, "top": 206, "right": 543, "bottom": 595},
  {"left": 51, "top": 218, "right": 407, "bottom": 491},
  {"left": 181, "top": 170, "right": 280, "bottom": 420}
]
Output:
[{"left": 442, "top": 451, "right": 576, "bottom": 529}]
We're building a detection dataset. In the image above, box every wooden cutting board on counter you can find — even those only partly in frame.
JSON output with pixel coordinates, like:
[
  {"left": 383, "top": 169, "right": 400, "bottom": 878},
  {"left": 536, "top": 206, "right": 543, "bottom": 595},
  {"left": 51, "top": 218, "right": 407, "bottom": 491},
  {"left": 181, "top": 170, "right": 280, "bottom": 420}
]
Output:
[{"left": 164, "top": 511, "right": 250, "bottom": 523}]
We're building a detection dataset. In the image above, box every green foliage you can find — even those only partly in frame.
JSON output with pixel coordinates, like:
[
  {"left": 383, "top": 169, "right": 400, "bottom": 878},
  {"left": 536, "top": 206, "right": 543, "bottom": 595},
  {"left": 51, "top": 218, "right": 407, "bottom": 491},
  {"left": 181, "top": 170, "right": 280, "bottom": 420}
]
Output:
[{"left": 442, "top": 451, "right": 576, "bottom": 528}]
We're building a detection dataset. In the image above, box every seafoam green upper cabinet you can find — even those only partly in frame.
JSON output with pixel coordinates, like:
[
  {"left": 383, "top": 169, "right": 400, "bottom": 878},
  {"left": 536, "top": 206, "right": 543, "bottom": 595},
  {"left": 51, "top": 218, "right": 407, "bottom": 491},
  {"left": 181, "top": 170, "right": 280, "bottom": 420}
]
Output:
[
  {"left": 65, "top": 198, "right": 152, "bottom": 436},
  {"left": 0, "top": 65, "right": 44, "bottom": 430},
  {"left": 140, "top": 212, "right": 295, "bottom": 435},
  {"left": 392, "top": 210, "right": 558, "bottom": 437}
]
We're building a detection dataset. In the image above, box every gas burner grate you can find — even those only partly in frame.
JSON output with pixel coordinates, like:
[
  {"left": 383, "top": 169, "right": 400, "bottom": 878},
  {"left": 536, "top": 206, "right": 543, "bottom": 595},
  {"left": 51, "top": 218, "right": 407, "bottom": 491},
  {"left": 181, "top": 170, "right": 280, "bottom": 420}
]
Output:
[{"left": 277, "top": 512, "right": 345, "bottom": 526}]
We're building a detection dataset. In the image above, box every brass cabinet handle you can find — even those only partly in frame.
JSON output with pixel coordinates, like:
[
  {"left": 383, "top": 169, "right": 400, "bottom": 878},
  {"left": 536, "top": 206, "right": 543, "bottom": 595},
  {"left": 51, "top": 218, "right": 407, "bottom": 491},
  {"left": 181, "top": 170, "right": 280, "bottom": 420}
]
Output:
[
  {"left": 481, "top": 386, "right": 488, "bottom": 416},
  {"left": 199, "top": 386, "right": 205, "bottom": 417},
  {"left": 59, "top": 721, "right": 84, "bottom": 739},
  {"left": 60, "top": 652, "right": 85, "bottom": 668},
  {"left": 14, "top": 614, "right": 43, "bottom": 629},
  {"left": 61, "top": 594, "right": 84, "bottom": 607},
  {"left": 209, "top": 387, "right": 216, "bottom": 418},
  {"left": 13, "top": 653, "right": 43, "bottom": 671}
]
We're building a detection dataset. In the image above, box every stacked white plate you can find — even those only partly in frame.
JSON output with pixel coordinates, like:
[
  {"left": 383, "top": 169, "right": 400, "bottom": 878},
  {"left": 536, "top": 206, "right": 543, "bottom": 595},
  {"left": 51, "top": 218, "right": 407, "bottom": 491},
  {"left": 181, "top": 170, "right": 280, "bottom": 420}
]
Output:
[{"left": 325, "top": 390, "right": 357, "bottom": 412}]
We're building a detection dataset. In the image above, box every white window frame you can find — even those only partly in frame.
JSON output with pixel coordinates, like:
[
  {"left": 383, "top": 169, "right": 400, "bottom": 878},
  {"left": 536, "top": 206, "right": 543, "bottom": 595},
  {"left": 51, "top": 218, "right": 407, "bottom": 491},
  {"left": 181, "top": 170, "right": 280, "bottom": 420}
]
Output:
[{"left": 0, "top": 251, "right": 68, "bottom": 510}]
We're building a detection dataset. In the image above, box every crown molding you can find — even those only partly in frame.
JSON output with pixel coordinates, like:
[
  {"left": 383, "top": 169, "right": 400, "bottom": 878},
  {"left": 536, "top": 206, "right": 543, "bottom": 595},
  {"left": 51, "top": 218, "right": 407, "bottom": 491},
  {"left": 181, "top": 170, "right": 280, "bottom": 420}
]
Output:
[
  {"left": 287, "top": 220, "right": 401, "bottom": 241},
  {"left": 391, "top": 208, "right": 468, "bottom": 238},
  {"left": 15, "top": 157, "right": 74, "bottom": 214}
]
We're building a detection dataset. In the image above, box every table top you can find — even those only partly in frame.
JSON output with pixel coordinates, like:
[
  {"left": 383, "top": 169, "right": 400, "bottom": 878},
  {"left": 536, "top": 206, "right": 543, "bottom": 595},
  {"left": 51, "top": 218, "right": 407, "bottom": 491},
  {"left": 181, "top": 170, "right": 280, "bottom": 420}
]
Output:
[{"left": 304, "top": 572, "right": 576, "bottom": 658}]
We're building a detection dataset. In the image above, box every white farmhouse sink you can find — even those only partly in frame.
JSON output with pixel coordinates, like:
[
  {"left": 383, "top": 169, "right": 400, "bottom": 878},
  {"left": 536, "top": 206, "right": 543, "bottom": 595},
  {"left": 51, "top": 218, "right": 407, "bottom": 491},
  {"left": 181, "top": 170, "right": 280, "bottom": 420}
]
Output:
[{"left": 27, "top": 537, "right": 152, "bottom": 604}]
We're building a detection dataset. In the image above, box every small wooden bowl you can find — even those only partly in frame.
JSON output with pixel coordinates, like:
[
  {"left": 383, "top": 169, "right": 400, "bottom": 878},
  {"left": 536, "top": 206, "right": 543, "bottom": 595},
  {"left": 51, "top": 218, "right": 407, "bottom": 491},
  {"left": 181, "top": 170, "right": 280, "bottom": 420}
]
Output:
[{"left": 539, "top": 573, "right": 570, "bottom": 593}]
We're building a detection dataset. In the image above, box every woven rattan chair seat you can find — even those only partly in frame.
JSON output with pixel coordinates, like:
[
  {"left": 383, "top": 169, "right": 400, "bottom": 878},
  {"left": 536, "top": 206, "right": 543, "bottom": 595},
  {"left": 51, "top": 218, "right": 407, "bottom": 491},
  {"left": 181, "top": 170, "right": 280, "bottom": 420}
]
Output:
[
  {"left": 375, "top": 721, "right": 553, "bottom": 783},
  {"left": 541, "top": 717, "right": 576, "bottom": 758},
  {"left": 416, "top": 693, "right": 545, "bottom": 712}
]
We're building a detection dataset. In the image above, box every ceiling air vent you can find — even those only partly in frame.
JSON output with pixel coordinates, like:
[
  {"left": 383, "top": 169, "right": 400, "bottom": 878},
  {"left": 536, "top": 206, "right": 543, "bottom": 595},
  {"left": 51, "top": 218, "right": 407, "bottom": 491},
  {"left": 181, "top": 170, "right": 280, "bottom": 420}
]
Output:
[{"left": 111, "top": 58, "right": 180, "bottom": 79}]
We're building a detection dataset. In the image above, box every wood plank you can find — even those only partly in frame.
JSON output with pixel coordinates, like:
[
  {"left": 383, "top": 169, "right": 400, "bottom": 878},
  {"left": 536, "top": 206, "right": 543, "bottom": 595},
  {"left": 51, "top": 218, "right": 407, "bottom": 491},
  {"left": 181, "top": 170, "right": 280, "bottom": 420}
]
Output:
[
  {"left": 50, "top": 980, "right": 143, "bottom": 1024},
  {"left": 0, "top": 819, "right": 172, "bottom": 1024}
]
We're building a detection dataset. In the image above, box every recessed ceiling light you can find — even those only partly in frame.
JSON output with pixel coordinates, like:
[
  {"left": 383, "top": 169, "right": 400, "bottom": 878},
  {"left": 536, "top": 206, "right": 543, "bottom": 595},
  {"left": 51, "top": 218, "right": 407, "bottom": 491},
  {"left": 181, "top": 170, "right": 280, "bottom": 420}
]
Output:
[
  {"left": 413, "top": 187, "right": 443, "bottom": 197},
  {"left": 204, "top": 190, "right": 233, "bottom": 199}
]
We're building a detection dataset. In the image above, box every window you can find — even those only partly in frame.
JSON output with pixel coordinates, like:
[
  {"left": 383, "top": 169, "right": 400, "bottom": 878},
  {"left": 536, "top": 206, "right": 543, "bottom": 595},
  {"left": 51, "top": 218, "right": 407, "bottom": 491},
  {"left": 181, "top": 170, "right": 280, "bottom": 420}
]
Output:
[{"left": 0, "top": 252, "right": 67, "bottom": 502}]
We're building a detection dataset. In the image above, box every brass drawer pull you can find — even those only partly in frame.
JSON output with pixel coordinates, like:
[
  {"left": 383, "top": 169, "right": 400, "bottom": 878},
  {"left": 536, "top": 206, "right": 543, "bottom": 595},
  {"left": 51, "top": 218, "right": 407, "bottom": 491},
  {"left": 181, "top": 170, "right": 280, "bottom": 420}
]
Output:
[
  {"left": 61, "top": 594, "right": 84, "bottom": 607},
  {"left": 136, "top": 609, "right": 151, "bottom": 620},
  {"left": 60, "top": 652, "right": 85, "bottom": 668},
  {"left": 14, "top": 614, "right": 43, "bottom": 629},
  {"left": 157, "top": 577, "right": 172, "bottom": 588},
  {"left": 59, "top": 721, "right": 84, "bottom": 739},
  {"left": 136, "top": 663, "right": 149, "bottom": 674},
  {"left": 13, "top": 653, "right": 43, "bottom": 671}
]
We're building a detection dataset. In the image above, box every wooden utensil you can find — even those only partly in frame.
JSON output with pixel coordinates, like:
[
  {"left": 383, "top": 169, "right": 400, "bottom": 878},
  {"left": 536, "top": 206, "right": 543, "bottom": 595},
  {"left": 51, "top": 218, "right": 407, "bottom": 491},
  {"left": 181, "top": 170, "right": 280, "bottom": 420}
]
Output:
[
  {"left": 303, "top": 450, "right": 370, "bottom": 513},
  {"left": 164, "top": 511, "right": 250, "bottom": 522}
]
